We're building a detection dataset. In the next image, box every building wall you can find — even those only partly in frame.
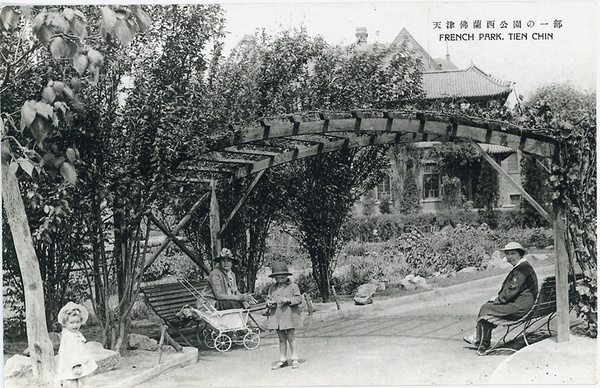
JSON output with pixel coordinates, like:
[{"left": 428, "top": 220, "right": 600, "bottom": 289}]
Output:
[
  {"left": 497, "top": 151, "right": 523, "bottom": 208},
  {"left": 356, "top": 145, "right": 523, "bottom": 215}
]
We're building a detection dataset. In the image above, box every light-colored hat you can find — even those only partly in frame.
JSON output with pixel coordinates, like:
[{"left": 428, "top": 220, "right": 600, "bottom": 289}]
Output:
[
  {"left": 215, "top": 248, "right": 239, "bottom": 263},
  {"left": 500, "top": 242, "right": 526, "bottom": 255},
  {"left": 269, "top": 262, "right": 292, "bottom": 277},
  {"left": 58, "top": 301, "right": 89, "bottom": 325}
]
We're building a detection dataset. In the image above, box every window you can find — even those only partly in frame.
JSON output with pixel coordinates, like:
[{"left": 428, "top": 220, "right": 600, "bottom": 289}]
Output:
[
  {"left": 423, "top": 163, "right": 440, "bottom": 199},
  {"left": 376, "top": 175, "right": 392, "bottom": 201},
  {"left": 509, "top": 194, "right": 521, "bottom": 205}
]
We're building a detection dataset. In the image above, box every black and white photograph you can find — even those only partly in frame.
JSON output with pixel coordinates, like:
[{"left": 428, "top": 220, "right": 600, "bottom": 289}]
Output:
[{"left": 1, "top": 1, "right": 597, "bottom": 387}]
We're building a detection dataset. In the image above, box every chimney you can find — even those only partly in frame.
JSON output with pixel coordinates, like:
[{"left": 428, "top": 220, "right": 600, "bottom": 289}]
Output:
[{"left": 355, "top": 27, "right": 368, "bottom": 45}]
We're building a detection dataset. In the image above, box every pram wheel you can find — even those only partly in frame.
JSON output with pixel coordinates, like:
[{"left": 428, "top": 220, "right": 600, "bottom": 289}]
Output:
[
  {"left": 214, "top": 334, "right": 232, "bottom": 352},
  {"left": 195, "top": 321, "right": 208, "bottom": 345},
  {"left": 243, "top": 331, "right": 260, "bottom": 350},
  {"left": 203, "top": 329, "right": 217, "bottom": 349}
]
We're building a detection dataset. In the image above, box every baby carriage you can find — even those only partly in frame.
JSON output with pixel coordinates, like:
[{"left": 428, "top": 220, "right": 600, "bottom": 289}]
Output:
[{"left": 177, "top": 279, "right": 261, "bottom": 352}]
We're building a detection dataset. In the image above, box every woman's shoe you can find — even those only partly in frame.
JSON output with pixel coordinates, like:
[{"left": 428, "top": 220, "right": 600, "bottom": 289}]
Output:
[
  {"left": 463, "top": 335, "right": 481, "bottom": 346},
  {"left": 271, "top": 360, "right": 288, "bottom": 370},
  {"left": 292, "top": 359, "right": 299, "bottom": 369}
]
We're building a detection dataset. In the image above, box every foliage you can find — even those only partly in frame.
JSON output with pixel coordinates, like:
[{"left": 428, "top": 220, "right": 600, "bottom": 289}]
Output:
[
  {"left": 430, "top": 142, "right": 481, "bottom": 202},
  {"left": 473, "top": 157, "right": 499, "bottom": 210},
  {"left": 403, "top": 224, "right": 493, "bottom": 276},
  {"left": 439, "top": 175, "right": 466, "bottom": 210},
  {"left": 379, "top": 197, "right": 392, "bottom": 214},
  {"left": 295, "top": 273, "right": 320, "bottom": 300},
  {"left": 393, "top": 145, "right": 422, "bottom": 215},
  {"left": 518, "top": 83, "right": 596, "bottom": 336},
  {"left": 520, "top": 153, "right": 552, "bottom": 227}
]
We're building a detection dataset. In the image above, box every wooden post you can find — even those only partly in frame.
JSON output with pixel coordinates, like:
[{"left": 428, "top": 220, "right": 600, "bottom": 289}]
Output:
[
  {"left": 157, "top": 325, "right": 167, "bottom": 365},
  {"left": 331, "top": 286, "right": 342, "bottom": 311},
  {"left": 553, "top": 203, "right": 569, "bottom": 342},
  {"left": 553, "top": 149, "right": 570, "bottom": 342},
  {"left": 209, "top": 181, "right": 221, "bottom": 262}
]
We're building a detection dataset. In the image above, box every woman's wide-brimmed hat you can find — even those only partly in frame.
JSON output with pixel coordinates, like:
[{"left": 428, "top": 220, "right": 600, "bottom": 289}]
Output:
[
  {"left": 500, "top": 241, "right": 526, "bottom": 255},
  {"left": 58, "top": 301, "right": 89, "bottom": 325},
  {"left": 215, "top": 248, "right": 239, "bottom": 263},
  {"left": 269, "top": 262, "right": 292, "bottom": 277}
]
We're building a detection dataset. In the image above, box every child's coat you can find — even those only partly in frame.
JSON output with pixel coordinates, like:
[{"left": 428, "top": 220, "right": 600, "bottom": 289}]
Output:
[
  {"left": 266, "top": 278, "right": 303, "bottom": 330},
  {"left": 57, "top": 328, "right": 98, "bottom": 381}
]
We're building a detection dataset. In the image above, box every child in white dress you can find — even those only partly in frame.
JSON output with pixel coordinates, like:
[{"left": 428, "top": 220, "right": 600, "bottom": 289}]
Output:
[{"left": 56, "top": 302, "right": 98, "bottom": 387}]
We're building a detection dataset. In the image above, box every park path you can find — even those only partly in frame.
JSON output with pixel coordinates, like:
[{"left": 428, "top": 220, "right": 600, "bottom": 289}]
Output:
[{"left": 135, "top": 266, "right": 557, "bottom": 387}]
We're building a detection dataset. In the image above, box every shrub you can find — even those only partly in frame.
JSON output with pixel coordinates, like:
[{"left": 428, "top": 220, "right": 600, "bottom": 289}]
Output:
[{"left": 296, "top": 273, "right": 319, "bottom": 299}]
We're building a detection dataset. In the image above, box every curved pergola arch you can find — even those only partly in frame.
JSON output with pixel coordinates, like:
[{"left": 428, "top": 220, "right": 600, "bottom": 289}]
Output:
[
  {"left": 156, "top": 110, "right": 570, "bottom": 344},
  {"left": 176, "top": 110, "right": 555, "bottom": 184}
]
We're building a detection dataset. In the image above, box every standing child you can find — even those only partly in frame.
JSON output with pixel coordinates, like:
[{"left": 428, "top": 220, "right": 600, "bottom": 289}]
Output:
[
  {"left": 56, "top": 302, "right": 98, "bottom": 387},
  {"left": 266, "top": 262, "right": 303, "bottom": 369}
]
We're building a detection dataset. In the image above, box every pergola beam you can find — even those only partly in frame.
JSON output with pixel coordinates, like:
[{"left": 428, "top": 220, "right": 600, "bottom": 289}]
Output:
[
  {"left": 470, "top": 140, "right": 552, "bottom": 224},
  {"left": 212, "top": 113, "right": 556, "bottom": 158},
  {"left": 218, "top": 170, "right": 266, "bottom": 239},
  {"left": 143, "top": 193, "right": 209, "bottom": 270},
  {"left": 149, "top": 213, "right": 210, "bottom": 275}
]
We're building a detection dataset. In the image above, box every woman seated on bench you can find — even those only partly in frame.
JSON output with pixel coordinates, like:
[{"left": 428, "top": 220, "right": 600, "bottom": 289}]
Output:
[
  {"left": 201, "top": 248, "right": 256, "bottom": 310},
  {"left": 463, "top": 241, "right": 538, "bottom": 351}
]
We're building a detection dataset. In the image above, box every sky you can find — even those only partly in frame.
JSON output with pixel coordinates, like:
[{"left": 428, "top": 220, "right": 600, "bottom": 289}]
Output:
[
  {"left": 217, "top": 1, "right": 597, "bottom": 100},
  {"left": 9, "top": 1, "right": 598, "bottom": 101}
]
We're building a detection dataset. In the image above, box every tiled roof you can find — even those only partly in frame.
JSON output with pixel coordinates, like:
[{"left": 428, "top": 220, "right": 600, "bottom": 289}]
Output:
[{"left": 422, "top": 65, "right": 512, "bottom": 100}]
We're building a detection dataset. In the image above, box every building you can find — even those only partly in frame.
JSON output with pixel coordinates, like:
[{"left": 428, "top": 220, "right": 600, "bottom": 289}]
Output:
[{"left": 354, "top": 28, "right": 521, "bottom": 214}]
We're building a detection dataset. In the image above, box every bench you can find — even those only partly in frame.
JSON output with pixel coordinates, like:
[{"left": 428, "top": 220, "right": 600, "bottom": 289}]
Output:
[
  {"left": 140, "top": 279, "right": 267, "bottom": 348},
  {"left": 479, "top": 275, "right": 580, "bottom": 355},
  {"left": 140, "top": 280, "right": 209, "bottom": 347}
]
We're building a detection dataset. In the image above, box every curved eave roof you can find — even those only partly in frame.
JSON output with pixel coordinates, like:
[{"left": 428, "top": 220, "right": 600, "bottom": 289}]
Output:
[{"left": 422, "top": 65, "right": 513, "bottom": 100}]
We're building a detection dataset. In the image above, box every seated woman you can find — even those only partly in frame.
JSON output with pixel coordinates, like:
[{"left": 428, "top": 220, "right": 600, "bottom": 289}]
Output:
[
  {"left": 463, "top": 242, "right": 538, "bottom": 351},
  {"left": 200, "top": 248, "right": 256, "bottom": 310}
]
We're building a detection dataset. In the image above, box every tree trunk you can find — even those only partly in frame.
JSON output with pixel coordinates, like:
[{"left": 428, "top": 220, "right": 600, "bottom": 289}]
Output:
[
  {"left": 1, "top": 151, "right": 55, "bottom": 386},
  {"left": 312, "top": 253, "right": 331, "bottom": 302}
]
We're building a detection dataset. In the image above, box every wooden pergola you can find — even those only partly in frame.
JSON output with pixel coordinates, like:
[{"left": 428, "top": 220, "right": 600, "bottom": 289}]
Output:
[{"left": 147, "top": 110, "right": 571, "bottom": 342}]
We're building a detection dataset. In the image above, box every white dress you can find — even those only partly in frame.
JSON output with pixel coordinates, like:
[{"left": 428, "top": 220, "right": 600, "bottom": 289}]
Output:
[{"left": 56, "top": 329, "right": 98, "bottom": 381}]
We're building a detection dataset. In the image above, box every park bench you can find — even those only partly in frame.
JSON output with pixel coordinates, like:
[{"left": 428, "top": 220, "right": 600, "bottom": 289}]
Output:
[
  {"left": 478, "top": 275, "right": 580, "bottom": 355},
  {"left": 140, "top": 279, "right": 266, "bottom": 348}
]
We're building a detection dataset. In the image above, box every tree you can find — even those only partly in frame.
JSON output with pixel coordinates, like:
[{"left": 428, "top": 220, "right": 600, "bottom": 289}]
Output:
[
  {"left": 520, "top": 153, "right": 551, "bottom": 227},
  {"left": 1, "top": 5, "right": 150, "bottom": 382},
  {"left": 94, "top": 4, "right": 225, "bottom": 351},
  {"left": 283, "top": 147, "right": 389, "bottom": 301}
]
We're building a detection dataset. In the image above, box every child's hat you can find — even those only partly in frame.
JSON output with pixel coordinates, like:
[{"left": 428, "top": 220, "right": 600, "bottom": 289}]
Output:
[
  {"left": 269, "top": 262, "right": 292, "bottom": 277},
  {"left": 58, "top": 301, "right": 89, "bottom": 325}
]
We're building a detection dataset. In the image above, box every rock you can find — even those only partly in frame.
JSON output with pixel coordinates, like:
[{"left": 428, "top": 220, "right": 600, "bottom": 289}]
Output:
[
  {"left": 4, "top": 354, "right": 32, "bottom": 379},
  {"left": 354, "top": 283, "right": 378, "bottom": 305},
  {"left": 399, "top": 279, "right": 417, "bottom": 291},
  {"left": 412, "top": 276, "right": 432, "bottom": 290},
  {"left": 127, "top": 333, "right": 159, "bottom": 351},
  {"left": 86, "top": 341, "right": 120, "bottom": 372},
  {"left": 544, "top": 245, "right": 554, "bottom": 250},
  {"left": 354, "top": 295, "right": 373, "bottom": 305},
  {"left": 458, "top": 266, "right": 477, "bottom": 274},
  {"left": 487, "top": 254, "right": 512, "bottom": 269},
  {"left": 529, "top": 253, "right": 548, "bottom": 261},
  {"left": 373, "top": 282, "right": 386, "bottom": 292}
]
